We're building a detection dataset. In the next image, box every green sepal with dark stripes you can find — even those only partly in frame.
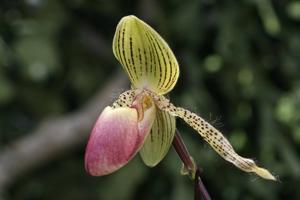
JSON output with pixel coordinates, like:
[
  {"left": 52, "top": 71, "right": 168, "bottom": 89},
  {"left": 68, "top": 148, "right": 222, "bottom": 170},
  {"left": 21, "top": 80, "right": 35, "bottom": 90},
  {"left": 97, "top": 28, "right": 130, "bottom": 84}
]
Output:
[
  {"left": 139, "top": 108, "right": 176, "bottom": 167},
  {"left": 112, "top": 15, "right": 180, "bottom": 95}
]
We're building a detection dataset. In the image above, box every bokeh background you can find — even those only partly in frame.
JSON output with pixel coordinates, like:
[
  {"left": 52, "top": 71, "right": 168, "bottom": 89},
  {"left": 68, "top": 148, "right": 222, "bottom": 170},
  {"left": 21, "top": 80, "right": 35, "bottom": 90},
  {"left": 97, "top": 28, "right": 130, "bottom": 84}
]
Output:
[{"left": 1, "top": 0, "right": 300, "bottom": 199}]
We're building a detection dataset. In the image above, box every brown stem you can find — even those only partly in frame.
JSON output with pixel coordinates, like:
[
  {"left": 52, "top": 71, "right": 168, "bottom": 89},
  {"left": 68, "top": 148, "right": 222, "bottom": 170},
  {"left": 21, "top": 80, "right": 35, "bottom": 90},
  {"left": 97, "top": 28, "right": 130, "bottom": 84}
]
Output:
[
  {"left": 173, "top": 130, "right": 211, "bottom": 200},
  {"left": 194, "top": 168, "right": 211, "bottom": 200}
]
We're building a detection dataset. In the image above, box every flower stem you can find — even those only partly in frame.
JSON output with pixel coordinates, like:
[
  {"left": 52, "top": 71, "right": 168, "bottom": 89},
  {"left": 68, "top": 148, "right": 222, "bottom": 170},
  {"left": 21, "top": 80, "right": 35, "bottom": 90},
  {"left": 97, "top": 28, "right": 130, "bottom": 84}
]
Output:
[{"left": 173, "top": 130, "right": 211, "bottom": 200}]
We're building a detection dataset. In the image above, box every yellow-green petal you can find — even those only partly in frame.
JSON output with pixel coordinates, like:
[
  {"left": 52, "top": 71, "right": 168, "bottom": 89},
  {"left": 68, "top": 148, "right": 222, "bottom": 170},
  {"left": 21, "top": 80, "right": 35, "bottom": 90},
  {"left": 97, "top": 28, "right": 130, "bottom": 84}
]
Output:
[
  {"left": 139, "top": 108, "right": 176, "bottom": 166},
  {"left": 112, "top": 15, "right": 179, "bottom": 95}
]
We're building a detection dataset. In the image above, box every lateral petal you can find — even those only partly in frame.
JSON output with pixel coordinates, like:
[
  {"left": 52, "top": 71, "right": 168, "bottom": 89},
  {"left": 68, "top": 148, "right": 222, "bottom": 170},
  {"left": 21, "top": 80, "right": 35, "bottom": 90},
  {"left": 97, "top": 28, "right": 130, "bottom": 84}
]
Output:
[
  {"left": 154, "top": 94, "right": 276, "bottom": 181},
  {"left": 139, "top": 109, "right": 176, "bottom": 167},
  {"left": 112, "top": 15, "right": 179, "bottom": 95}
]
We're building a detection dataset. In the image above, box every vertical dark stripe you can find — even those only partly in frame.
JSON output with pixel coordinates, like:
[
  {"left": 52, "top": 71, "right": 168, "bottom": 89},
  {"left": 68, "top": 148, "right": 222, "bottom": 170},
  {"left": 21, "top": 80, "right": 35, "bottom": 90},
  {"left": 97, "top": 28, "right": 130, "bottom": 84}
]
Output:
[
  {"left": 138, "top": 28, "right": 148, "bottom": 76},
  {"left": 121, "top": 27, "right": 127, "bottom": 68},
  {"left": 152, "top": 34, "right": 168, "bottom": 90},
  {"left": 146, "top": 31, "right": 163, "bottom": 89},
  {"left": 116, "top": 27, "right": 123, "bottom": 66},
  {"left": 162, "top": 112, "right": 168, "bottom": 150},
  {"left": 127, "top": 58, "right": 131, "bottom": 65},
  {"left": 163, "top": 49, "right": 174, "bottom": 89},
  {"left": 156, "top": 112, "right": 161, "bottom": 147},
  {"left": 165, "top": 60, "right": 178, "bottom": 91},
  {"left": 114, "top": 27, "right": 121, "bottom": 59},
  {"left": 138, "top": 48, "right": 143, "bottom": 77},
  {"left": 122, "top": 27, "right": 138, "bottom": 82},
  {"left": 117, "top": 24, "right": 134, "bottom": 82},
  {"left": 150, "top": 129, "right": 154, "bottom": 143},
  {"left": 144, "top": 49, "right": 148, "bottom": 75},
  {"left": 145, "top": 33, "right": 156, "bottom": 77},
  {"left": 129, "top": 37, "right": 135, "bottom": 66},
  {"left": 158, "top": 111, "right": 166, "bottom": 149},
  {"left": 148, "top": 41, "right": 154, "bottom": 74},
  {"left": 170, "top": 61, "right": 179, "bottom": 88},
  {"left": 164, "top": 112, "right": 170, "bottom": 145},
  {"left": 129, "top": 35, "right": 142, "bottom": 84},
  {"left": 117, "top": 26, "right": 133, "bottom": 81}
]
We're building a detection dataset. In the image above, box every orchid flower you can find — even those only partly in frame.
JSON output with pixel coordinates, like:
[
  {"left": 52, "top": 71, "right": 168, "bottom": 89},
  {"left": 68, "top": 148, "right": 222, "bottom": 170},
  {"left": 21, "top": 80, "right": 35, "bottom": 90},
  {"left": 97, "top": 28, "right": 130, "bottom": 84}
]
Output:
[{"left": 84, "top": 15, "right": 276, "bottom": 181}]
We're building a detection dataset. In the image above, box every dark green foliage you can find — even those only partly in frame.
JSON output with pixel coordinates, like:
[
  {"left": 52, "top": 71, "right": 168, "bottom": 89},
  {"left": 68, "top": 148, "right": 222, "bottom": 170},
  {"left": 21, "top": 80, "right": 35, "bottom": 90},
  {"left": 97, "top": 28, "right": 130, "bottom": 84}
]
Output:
[{"left": 1, "top": 0, "right": 300, "bottom": 199}]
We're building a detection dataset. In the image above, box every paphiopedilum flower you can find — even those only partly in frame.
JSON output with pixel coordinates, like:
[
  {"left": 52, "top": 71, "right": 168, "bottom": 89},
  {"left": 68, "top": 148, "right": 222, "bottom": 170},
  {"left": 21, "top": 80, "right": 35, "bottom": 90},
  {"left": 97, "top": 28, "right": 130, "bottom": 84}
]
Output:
[{"left": 85, "top": 15, "right": 276, "bottom": 181}]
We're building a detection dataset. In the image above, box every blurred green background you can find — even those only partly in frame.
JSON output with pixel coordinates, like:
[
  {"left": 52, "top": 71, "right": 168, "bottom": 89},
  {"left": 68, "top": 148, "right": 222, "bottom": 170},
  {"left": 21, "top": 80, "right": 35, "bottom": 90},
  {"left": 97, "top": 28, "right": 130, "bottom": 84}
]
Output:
[{"left": 1, "top": 0, "right": 300, "bottom": 199}]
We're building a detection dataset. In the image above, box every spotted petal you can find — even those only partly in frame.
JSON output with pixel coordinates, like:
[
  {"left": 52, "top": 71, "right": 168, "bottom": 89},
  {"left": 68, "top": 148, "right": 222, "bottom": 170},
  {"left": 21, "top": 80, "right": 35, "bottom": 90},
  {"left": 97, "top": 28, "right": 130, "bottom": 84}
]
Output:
[
  {"left": 113, "top": 15, "right": 180, "bottom": 95},
  {"left": 85, "top": 105, "right": 155, "bottom": 176},
  {"left": 139, "top": 109, "right": 176, "bottom": 166},
  {"left": 154, "top": 94, "right": 276, "bottom": 181}
]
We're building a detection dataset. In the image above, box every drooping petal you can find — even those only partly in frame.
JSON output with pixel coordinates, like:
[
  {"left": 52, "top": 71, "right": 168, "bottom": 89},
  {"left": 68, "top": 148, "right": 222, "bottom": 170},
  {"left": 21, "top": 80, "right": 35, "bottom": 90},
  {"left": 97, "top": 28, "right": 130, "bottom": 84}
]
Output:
[
  {"left": 139, "top": 109, "right": 176, "bottom": 167},
  {"left": 153, "top": 94, "right": 276, "bottom": 181},
  {"left": 112, "top": 15, "right": 180, "bottom": 95},
  {"left": 85, "top": 105, "right": 155, "bottom": 176}
]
